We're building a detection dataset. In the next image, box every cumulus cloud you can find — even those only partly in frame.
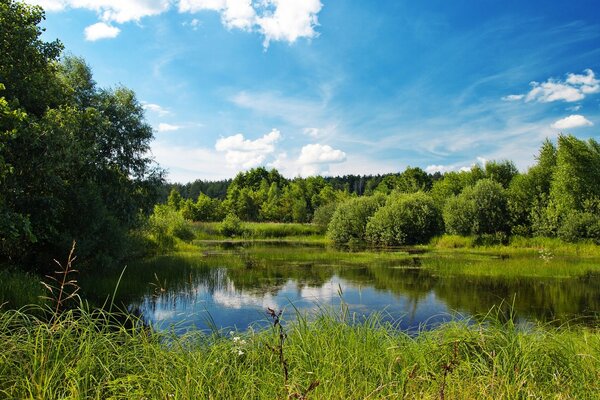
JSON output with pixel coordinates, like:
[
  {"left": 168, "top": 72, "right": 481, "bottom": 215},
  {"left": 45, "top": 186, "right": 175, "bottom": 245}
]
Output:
[
  {"left": 84, "top": 22, "right": 120, "bottom": 41},
  {"left": 179, "top": 0, "right": 322, "bottom": 47},
  {"left": 297, "top": 143, "right": 346, "bottom": 176},
  {"left": 215, "top": 129, "right": 281, "bottom": 169},
  {"left": 26, "top": 0, "right": 323, "bottom": 46},
  {"left": 505, "top": 69, "right": 600, "bottom": 103},
  {"left": 256, "top": 0, "right": 323, "bottom": 47},
  {"left": 157, "top": 123, "right": 182, "bottom": 132},
  {"left": 551, "top": 114, "right": 593, "bottom": 130},
  {"left": 29, "top": 0, "right": 171, "bottom": 23}
]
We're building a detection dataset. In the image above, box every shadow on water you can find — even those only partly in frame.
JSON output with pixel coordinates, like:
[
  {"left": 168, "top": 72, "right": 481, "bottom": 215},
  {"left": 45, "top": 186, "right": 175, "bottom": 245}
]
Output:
[{"left": 78, "top": 243, "right": 600, "bottom": 333}]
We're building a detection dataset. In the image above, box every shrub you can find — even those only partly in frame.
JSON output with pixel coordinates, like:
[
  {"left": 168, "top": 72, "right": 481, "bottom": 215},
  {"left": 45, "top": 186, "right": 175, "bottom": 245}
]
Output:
[
  {"left": 219, "top": 213, "right": 245, "bottom": 237},
  {"left": 147, "top": 205, "right": 194, "bottom": 252},
  {"left": 326, "top": 195, "right": 385, "bottom": 245},
  {"left": 312, "top": 202, "right": 339, "bottom": 231},
  {"left": 366, "top": 192, "right": 442, "bottom": 246},
  {"left": 443, "top": 179, "right": 509, "bottom": 236},
  {"left": 558, "top": 211, "right": 600, "bottom": 243}
]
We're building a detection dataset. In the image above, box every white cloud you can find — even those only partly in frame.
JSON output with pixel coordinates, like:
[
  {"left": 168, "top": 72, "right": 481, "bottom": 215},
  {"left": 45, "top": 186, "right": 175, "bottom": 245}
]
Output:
[
  {"left": 425, "top": 165, "right": 454, "bottom": 174},
  {"left": 502, "top": 94, "right": 524, "bottom": 102},
  {"left": 142, "top": 102, "right": 170, "bottom": 116},
  {"left": 256, "top": 0, "right": 323, "bottom": 47},
  {"left": 84, "top": 22, "right": 121, "bottom": 41},
  {"left": 157, "top": 123, "right": 182, "bottom": 132},
  {"left": 151, "top": 142, "right": 232, "bottom": 182},
  {"left": 25, "top": 0, "right": 67, "bottom": 11},
  {"left": 551, "top": 114, "right": 593, "bottom": 130},
  {"left": 179, "top": 0, "right": 322, "bottom": 47},
  {"left": 178, "top": 0, "right": 225, "bottom": 12},
  {"left": 296, "top": 144, "right": 346, "bottom": 177},
  {"left": 298, "top": 144, "right": 346, "bottom": 164},
  {"left": 215, "top": 129, "right": 281, "bottom": 169},
  {"left": 506, "top": 69, "right": 600, "bottom": 103},
  {"left": 25, "top": 0, "right": 323, "bottom": 46},
  {"left": 525, "top": 81, "right": 583, "bottom": 103},
  {"left": 27, "top": 0, "right": 171, "bottom": 23}
]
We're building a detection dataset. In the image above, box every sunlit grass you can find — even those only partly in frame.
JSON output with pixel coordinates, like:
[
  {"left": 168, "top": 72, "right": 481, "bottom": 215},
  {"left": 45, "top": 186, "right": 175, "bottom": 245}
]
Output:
[{"left": 0, "top": 306, "right": 598, "bottom": 399}]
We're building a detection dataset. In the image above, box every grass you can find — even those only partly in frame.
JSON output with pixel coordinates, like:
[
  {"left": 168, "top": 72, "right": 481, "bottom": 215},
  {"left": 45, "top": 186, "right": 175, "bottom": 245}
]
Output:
[
  {"left": 0, "top": 268, "right": 46, "bottom": 309},
  {"left": 0, "top": 305, "right": 598, "bottom": 399},
  {"left": 191, "top": 222, "right": 326, "bottom": 242}
]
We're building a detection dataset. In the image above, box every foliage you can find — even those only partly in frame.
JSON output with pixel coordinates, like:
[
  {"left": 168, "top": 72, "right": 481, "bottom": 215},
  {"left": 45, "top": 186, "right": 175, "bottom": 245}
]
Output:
[
  {"left": 146, "top": 205, "right": 194, "bottom": 252},
  {"left": 326, "top": 195, "right": 385, "bottom": 245},
  {"left": 0, "top": 1, "right": 163, "bottom": 270},
  {"left": 366, "top": 192, "right": 442, "bottom": 246},
  {"left": 557, "top": 211, "right": 600, "bottom": 243},
  {"left": 443, "top": 179, "right": 509, "bottom": 236},
  {"left": 219, "top": 213, "right": 245, "bottom": 237},
  {"left": 312, "top": 202, "right": 339, "bottom": 231}
]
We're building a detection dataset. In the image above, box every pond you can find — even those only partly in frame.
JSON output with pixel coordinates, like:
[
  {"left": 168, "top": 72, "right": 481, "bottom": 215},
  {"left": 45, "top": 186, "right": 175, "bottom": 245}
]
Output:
[{"left": 79, "top": 242, "right": 600, "bottom": 334}]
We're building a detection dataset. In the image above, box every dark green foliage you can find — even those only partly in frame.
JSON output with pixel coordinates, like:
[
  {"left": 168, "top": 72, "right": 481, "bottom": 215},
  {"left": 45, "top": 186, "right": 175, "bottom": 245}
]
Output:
[
  {"left": 312, "top": 202, "right": 339, "bottom": 230},
  {"left": 366, "top": 192, "right": 442, "bottom": 246},
  {"left": 326, "top": 195, "right": 385, "bottom": 245},
  {"left": 443, "top": 179, "right": 509, "bottom": 236},
  {"left": 0, "top": 1, "right": 163, "bottom": 269},
  {"left": 557, "top": 211, "right": 600, "bottom": 243}
]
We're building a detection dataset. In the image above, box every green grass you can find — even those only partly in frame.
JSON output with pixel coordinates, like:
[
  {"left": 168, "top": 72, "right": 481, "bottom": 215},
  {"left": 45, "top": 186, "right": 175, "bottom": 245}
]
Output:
[
  {"left": 0, "top": 306, "right": 598, "bottom": 399},
  {"left": 0, "top": 268, "right": 46, "bottom": 309},
  {"left": 191, "top": 222, "right": 325, "bottom": 242}
]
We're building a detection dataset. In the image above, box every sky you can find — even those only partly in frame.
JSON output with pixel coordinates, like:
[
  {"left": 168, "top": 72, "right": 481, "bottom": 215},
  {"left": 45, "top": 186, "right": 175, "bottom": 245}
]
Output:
[{"left": 23, "top": 0, "right": 600, "bottom": 182}]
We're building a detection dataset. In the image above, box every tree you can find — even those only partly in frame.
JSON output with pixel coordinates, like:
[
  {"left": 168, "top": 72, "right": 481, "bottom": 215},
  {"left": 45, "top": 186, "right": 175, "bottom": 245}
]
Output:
[
  {"left": 0, "top": 1, "right": 163, "bottom": 268},
  {"left": 327, "top": 195, "right": 385, "bottom": 245},
  {"left": 443, "top": 179, "right": 509, "bottom": 236},
  {"left": 366, "top": 192, "right": 442, "bottom": 246}
]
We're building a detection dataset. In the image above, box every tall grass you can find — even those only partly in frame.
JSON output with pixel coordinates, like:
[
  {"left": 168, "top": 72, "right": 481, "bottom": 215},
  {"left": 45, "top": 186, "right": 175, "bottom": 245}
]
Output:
[
  {"left": 0, "top": 306, "right": 598, "bottom": 399},
  {"left": 0, "top": 268, "right": 46, "bottom": 308}
]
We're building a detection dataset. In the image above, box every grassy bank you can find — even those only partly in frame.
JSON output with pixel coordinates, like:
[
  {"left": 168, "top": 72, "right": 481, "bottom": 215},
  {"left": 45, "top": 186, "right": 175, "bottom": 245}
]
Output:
[
  {"left": 0, "top": 307, "right": 598, "bottom": 399},
  {"left": 191, "top": 222, "right": 325, "bottom": 242}
]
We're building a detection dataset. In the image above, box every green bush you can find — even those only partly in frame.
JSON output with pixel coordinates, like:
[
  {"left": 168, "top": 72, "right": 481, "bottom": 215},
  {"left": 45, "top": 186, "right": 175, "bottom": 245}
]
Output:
[
  {"left": 443, "top": 179, "right": 509, "bottom": 236},
  {"left": 557, "top": 211, "right": 600, "bottom": 243},
  {"left": 312, "top": 202, "right": 339, "bottom": 231},
  {"left": 146, "top": 205, "right": 194, "bottom": 252},
  {"left": 326, "top": 195, "right": 385, "bottom": 245},
  {"left": 219, "top": 213, "right": 245, "bottom": 237},
  {"left": 366, "top": 192, "right": 442, "bottom": 246}
]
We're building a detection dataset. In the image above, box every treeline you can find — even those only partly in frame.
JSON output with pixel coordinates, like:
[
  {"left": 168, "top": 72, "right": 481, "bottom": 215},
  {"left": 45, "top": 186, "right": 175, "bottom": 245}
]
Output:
[
  {"left": 0, "top": 1, "right": 162, "bottom": 270},
  {"left": 161, "top": 170, "right": 442, "bottom": 203},
  {"left": 163, "top": 166, "right": 447, "bottom": 224},
  {"left": 162, "top": 135, "right": 600, "bottom": 245}
]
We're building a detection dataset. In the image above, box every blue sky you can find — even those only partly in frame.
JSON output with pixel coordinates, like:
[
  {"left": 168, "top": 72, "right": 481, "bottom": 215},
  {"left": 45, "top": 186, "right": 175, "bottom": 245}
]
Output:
[{"left": 25, "top": 0, "right": 600, "bottom": 182}]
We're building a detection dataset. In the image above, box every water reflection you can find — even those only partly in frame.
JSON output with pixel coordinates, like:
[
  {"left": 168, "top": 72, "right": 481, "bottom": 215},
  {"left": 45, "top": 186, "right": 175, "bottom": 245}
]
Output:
[{"left": 79, "top": 243, "right": 600, "bottom": 333}]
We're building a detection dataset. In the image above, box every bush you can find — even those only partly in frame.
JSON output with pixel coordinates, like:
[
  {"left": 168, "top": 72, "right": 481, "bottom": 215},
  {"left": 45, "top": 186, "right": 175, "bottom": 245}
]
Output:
[
  {"left": 558, "top": 211, "right": 600, "bottom": 243},
  {"left": 326, "top": 195, "right": 385, "bottom": 245},
  {"left": 312, "top": 202, "right": 339, "bottom": 231},
  {"left": 219, "top": 213, "right": 245, "bottom": 237},
  {"left": 366, "top": 192, "right": 442, "bottom": 246},
  {"left": 146, "top": 205, "right": 194, "bottom": 252},
  {"left": 443, "top": 179, "right": 509, "bottom": 236}
]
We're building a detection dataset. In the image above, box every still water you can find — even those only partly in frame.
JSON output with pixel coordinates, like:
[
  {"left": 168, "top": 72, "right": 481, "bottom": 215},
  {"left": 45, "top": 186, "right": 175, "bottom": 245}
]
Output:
[{"left": 81, "top": 242, "right": 600, "bottom": 333}]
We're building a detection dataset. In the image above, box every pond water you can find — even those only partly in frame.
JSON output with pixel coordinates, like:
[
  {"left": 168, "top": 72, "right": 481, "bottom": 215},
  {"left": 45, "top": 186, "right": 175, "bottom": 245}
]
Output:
[{"left": 80, "top": 242, "right": 600, "bottom": 333}]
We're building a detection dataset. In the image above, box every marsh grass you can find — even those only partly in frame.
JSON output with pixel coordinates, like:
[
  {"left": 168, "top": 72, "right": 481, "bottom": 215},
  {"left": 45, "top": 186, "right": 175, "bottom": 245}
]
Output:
[
  {"left": 192, "top": 222, "right": 324, "bottom": 242},
  {"left": 0, "top": 305, "right": 598, "bottom": 399}
]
